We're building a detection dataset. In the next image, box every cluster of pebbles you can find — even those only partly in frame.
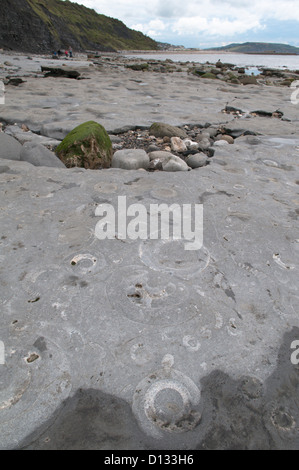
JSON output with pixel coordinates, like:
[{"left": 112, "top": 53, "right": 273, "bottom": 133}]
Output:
[{"left": 109, "top": 123, "right": 251, "bottom": 171}]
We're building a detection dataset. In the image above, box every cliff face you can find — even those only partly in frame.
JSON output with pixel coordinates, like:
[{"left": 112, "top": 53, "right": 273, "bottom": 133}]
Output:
[{"left": 0, "top": 0, "right": 158, "bottom": 53}]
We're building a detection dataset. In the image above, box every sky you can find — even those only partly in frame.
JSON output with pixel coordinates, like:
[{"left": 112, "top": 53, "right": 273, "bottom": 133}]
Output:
[{"left": 67, "top": 0, "right": 299, "bottom": 48}]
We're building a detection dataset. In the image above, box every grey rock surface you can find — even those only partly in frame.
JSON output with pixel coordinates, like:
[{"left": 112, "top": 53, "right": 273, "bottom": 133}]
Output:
[
  {"left": 0, "top": 133, "right": 22, "bottom": 160},
  {"left": 4, "top": 124, "right": 61, "bottom": 148},
  {"left": 0, "top": 53, "right": 298, "bottom": 450},
  {"left": 20, "top": 142, "right": 66, "bottom": 168},
  {"left": 149, "top": 122, "right": 189, "bottom": 139}
]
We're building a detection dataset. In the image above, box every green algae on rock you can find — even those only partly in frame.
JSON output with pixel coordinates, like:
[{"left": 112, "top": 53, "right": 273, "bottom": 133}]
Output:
[
  {"left": 201, "top": 72, "right": 217, "bottom": 80},
  {"left": 56, "top": 121, "right": 113, "bottom": 169}
]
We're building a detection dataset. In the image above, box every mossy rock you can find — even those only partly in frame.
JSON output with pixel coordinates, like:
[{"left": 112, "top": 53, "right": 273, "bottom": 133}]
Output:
[
  {"left": 229, "top": 78, "right": 241, "bottom": 84},
  {"left": 56, "top": 121, "right": 112, "bottom": 169},
  {"left": 227, "top": 72, "right": 238, "bottom": 80},
  {"left": 201, "top": 72, "right": 217, "bottom": 79},
  {"left": 192, "top": 68, "right": 207, "bottom": 76}
]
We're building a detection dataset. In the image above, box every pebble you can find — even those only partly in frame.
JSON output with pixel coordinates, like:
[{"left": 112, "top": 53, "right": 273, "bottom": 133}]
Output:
[
  {"left": 185, "top": 153, "right": 208, "bottom": 168},
  {"left": 213, "top": 140, "right": 229, "bottom": 146},
  {"left": 111, "top": 149, "right": 150, "bottom": 170},
  {"left": 171, "top": 136, "right": 187, "bottom": 153},
  {"left": 215, "top": 134, "right": 234, "bottom": 144}
]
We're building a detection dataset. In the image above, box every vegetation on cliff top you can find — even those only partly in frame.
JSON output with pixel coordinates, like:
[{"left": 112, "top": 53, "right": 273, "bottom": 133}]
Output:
[{"left": 0, "top": 0, "right": 158, "bottom": 52}]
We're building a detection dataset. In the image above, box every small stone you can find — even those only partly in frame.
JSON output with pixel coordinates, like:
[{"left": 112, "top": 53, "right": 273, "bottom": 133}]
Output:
[
  {"left": 201, "top": 131, "right": 210, "bottom": 139},
  {"left": 111, "top": 149, "right": 149, "bottom": 170},
  {"left": 56, "top": 121, "right": 112, "bottom": 169},
  {"left": 148, "top": 150, "right": 189, "bottom": 171},
  {"left": 149, "top": 122, "right": 188, "bottom": 139},
  {"left": 183, "top": 139, "right": 199, "bottom": 151},
  {"left": 213, "top": 140, "right": 229, "bottom": 146},
  {"left": 147, "top": 144, "right": 160, "bottom": 152},
  {"left": 148, "top": 150, "right": 173, "bottom": 161},
  {"left": 148, "top": 158, "right": 163, "bottom": 171},
  {"left": 240, "top": 76, "right": 258, "bottom": 85},
  {"left": 215, "top": 134, "right": 234, "bottom": 144},
  {"left": 186, "top": 153, "right": 208, "bottom": 168},
  {"left": 197, "top": 138, "right": 211, "bottom": 150}
]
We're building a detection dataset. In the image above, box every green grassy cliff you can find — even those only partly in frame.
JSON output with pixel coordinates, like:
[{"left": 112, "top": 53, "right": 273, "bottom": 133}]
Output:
[{"left": 0, "top": 0, "right": 158, "bottom": 52}]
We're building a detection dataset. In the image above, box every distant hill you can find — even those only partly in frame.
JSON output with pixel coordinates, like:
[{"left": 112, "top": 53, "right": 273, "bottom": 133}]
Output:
[
  {"left": 205, "top": 42, "right": 299, "bottom": 54},
  {"left": 0, "top": 0, "right": 158, "bottom": 53}
]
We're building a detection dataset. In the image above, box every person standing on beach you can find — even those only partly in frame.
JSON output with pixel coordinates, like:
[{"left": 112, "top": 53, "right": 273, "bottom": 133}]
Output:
[{"left": 69, "top": 46, "right": 73, "bottom": 58}]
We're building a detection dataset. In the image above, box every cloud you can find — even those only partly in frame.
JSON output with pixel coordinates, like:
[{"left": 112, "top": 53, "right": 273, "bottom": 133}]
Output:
[
  {"left": 65, "top": 0, "right": 299, "bottom": 45},
  {"left": 131, "top": 19, "right": 166, "bottom": 37},
  {"left": 74, "top": 0, "right": 299, "bottom": 25}
]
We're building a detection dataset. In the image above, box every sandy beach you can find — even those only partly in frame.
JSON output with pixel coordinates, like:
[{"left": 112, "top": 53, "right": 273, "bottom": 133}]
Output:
[{"left": 0, "top": 52, "right": 298, "bottom": 450}]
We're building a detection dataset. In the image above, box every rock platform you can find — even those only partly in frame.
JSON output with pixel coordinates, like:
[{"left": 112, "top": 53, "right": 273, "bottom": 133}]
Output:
[{"left": 0, "top": 52, "right": 298, "bottom": 450}]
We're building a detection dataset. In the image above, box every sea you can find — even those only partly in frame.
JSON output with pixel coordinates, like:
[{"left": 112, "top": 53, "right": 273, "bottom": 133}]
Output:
[{"left": 123, "top": 52, "right": 299, "bottom": 74}]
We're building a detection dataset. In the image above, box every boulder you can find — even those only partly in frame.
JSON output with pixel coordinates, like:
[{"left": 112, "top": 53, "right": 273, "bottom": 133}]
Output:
[
  {"left": 148, "top": 151, "right": 173, "bottom": 161},
  {"left": 20, "top": 142, "right": 66, "bottom": 168},
  {"left": 111, "top": 149, "right": 149, "bottom": 170},
  {"left": 149, "top": 122, "right": 188, "bottom": 140},
  {"left": 0, "top": 133, "right": 22, "bottom": 160},
  {"left": 56, "top": 121, "right": 112, "bottom": 169}
]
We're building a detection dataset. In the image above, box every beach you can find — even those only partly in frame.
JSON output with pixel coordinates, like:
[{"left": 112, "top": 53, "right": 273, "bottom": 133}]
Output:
[{"left": 0, "top": 51, "right": 298, "bottom": 450}]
